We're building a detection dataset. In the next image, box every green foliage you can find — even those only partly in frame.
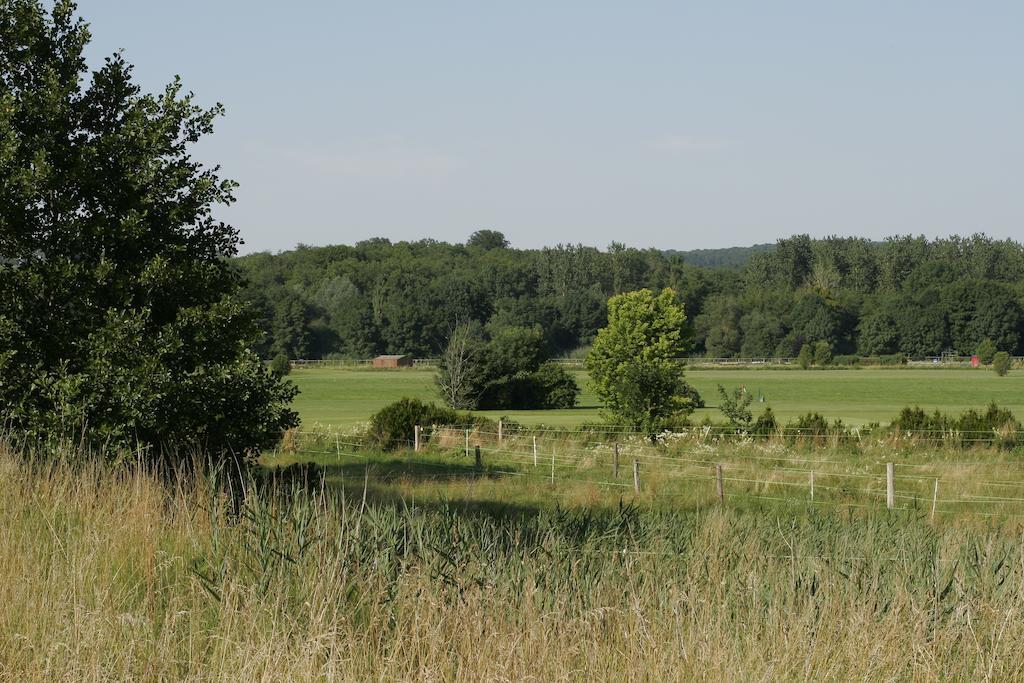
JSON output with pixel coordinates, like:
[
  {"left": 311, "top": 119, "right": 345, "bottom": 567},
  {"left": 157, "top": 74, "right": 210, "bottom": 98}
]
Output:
[
  {"left": 664, "top": 243, "right": 775, "bottom": 268},
  {"left": 480, "top": 326, "right": 546, "bottom": 383},
  {"left": 891, "top": 403, "right": 1020, "bottom": 448},
  {"left": 436, "top": 324, "right": 580, "bottom": 410},
  {"left": 751, "top": 407, "right": 778, "bottom": 437},
  {"left": 785, "top": 413, "right": 846, "bottom": 444},
  {"left": 717, "top": 384, "right": 753, "bottom": 430},
  {"left": 797, "top": 344, "right": 813, "bottom": 369},
  {"left": 993, "top": 352, "right": 1011, "bottom": 377},
  {"left": 832, "top": 354, "right": 860, "bottom": 366},
  {"left": 586, "top": 289, "right": 696, "bottom": 434},
  {"left": 528, "top": 363, "right": 580, "bottom": 409},
  {"left": 0, "top": 2, "right": 297, "bottom": 458},
  {"left": 369, "top": 398, "right": 461, "bottom": 450},
  {"left": 270, "top": 353, "right": 292, "bottom": 377},
  {"left": 679, "top": 383, "right": 706, "bottom": 409},
  {"left": 236, "top": 232, "right": 1024, "bottom": 362},
  {"left": 977, "top": 338, "right": 998, "bottom": 365},
  {"left": 466, "top": 229, "right": 509, "bottom": 250},
  {"left": 891, "top": 406, "right": 949, "bottom": 433},
  {"left": 812, "top": 340, "right": 832, "bottom": 366},
  {"left": 957, "top": 404, "right": 1019, "bottom": 443}
]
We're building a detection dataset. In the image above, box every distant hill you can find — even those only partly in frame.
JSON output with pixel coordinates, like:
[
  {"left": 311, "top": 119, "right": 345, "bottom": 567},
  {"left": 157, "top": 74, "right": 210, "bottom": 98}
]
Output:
[{"left": 664, "top": 243, "right": 775, "bottom": 269}]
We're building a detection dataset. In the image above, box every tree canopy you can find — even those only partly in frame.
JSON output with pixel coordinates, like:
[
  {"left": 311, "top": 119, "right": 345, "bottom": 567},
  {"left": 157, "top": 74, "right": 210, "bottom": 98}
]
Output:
[
  {"left": 586, "top": 288, "right": 697, "bottom": 434},
  {"left": 235, "top": 233, "right": 1024, "bottom": 363},
  {"left": 435, "top": 323, "right": 579, "bottom": 410},
  {"left": 0, "top": 0, "right": 297, "bottom": 459}
]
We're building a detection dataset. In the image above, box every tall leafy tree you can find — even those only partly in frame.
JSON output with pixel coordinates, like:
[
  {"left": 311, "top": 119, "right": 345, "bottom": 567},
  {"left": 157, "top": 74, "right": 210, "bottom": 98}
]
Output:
[
  {"left": 435, "top": 323, "right": 578, "bottom": 410},
  {"left": 0, "top": 1, "right": 297, "bottom": 459},
  {"left": 466, "top": 229, "right": 509, "bottom": 251},
  {"left": 586, "top": 288, "right": 696, "bottom": 434}
]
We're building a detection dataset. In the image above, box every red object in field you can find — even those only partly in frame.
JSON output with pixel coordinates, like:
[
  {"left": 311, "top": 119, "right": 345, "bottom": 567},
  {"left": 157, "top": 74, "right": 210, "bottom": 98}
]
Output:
[{"left": 971, "top": 355, "right": 980, "bottom": 367}]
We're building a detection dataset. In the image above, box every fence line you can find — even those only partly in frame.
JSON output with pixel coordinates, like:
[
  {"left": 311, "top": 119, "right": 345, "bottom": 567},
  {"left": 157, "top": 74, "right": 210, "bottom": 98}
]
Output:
[
  {"left": 290, "top": 428, "right": 1024, "bottom": 479},
  {"left": 274, "top": 427, "right": 1024, "bottom": 520},
  {"left": 291, "top": 437, "right": 1024, "bottom": 495}
]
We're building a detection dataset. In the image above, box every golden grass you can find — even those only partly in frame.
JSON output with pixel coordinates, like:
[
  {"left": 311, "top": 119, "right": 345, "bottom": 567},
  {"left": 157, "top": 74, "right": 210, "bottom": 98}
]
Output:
[{"left": 4, "top": 444, "right": 1024, "bottom": 681}]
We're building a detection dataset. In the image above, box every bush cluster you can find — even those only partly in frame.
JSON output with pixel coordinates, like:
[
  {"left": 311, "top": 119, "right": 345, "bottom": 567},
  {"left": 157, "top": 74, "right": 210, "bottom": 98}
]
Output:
[
  {"left": 706, "top": 401, "right": 1021, "bottom": 450},
  {"left": 891, "top": 403, "right": 1020, "bottom": 447},
  {"left": 438, "top": 324, "right": 580, "bottom": 410},
  {"left": 993, "top": 352, "right": 1012, "bottom": 376},
  {"left": 370, "top": 398, "right": 462, "bottom": 450}
]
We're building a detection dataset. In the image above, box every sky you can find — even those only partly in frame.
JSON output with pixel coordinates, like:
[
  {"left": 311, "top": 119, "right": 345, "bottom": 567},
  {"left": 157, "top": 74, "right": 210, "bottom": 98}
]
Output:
[{"left": 82, "top": 1, "right": 1023, "bottom": 254}]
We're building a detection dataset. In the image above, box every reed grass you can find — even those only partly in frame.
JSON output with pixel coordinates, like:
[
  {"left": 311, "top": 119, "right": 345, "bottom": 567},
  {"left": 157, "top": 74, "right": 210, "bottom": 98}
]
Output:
[{"left": 3, "top": 445, "right": 1024, "bottom": 681}]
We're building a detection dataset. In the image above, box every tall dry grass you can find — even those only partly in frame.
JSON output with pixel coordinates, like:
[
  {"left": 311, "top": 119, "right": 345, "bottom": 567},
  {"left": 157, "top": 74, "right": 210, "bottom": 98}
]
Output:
[{"left": 3, "top": 445, "right": 1024, "bottom": 681}]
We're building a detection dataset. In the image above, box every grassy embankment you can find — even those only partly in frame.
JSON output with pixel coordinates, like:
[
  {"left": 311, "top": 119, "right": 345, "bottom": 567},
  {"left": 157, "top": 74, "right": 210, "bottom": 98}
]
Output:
[
  {"left": 288, "top": 365, "right": 1024, "bottom": 428},
  {"left": 4, "top": 443, "right": 1024, "bottom": 681}
]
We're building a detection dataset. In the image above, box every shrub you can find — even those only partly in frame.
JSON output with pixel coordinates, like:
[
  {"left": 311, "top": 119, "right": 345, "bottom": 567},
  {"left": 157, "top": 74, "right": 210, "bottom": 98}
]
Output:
[
  {"left": 879, "top": 353, "right": 907, "bottom": 366},
  {"left": 957, "top": 403, "right": 1020, "bottom": 447},
  {"left": 785, "top": 412, "right": 845, "bottom": 444},
  {"left": 270, "top": 353, "right": 291, "bottom": 377},
  {"left": 751, "top": 407, "right": 778, "bottom": 437},
  {"left": 832, "top": 354, "right": 860, "bottom": 367},
  {"left": 977, "top": 338, "right": 998, "bottom": 365},
  {"left": 679, "top": 383, "right": 705, "bottom": 409},
  {"left": 993, "top": 352, "right": 1011, "bottom": 377},
  {"left": 812, "top": 341, "right": 832, "bottom": 366},
  {"left": 891, "top": 406, "right": 949, "bottom": 434},
  {"left": 478, "top": 364, "right": 580, "bottom": 410},
  {"left": 370, "top": 398, "right": 461, "bottom": 450},
  {"left": 530, "top": 363, "right": 580, "bottom": 409},
  {"left": 717, "top": 384, "right": 753, "bottom": 430},
  {"left": 889, "top": 403, "right": 1020, "bottom": 448},
  {"left": 786, "top": 412, "right": 830, "bottom": 436},
  {"left": 797, "top": 344, "right": 813, "bottom": 369},
  {"left": 438, "top": 325, "right": 580, "bottom": 410}
]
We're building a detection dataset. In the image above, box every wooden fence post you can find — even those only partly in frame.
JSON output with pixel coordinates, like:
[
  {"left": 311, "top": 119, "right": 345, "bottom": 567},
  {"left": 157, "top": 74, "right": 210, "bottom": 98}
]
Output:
[
  {"left": 498, "top": 419, "right": 503, "bottom": 447},
  {"left": 886, "top": 462, "right": 895, "bottom": 510},
  {"left": 550, "top": 447, "right": 555, "bottom": 485},
  {"left": 716, "top": 464, "right": 724, "bottom": 502},
  {"left": 475, "top": 445, "right": 482, "bottom": 470},
  {"left": 465, "top": 429, "right": 469, "bottom": 458},
  {"left": 614, "top": 443, "right": 620, "bottom": 479},
  {"left": 809, "top": 470, "right": 814, "bottom": 502},
  {"left": 931, "top": 479, "right": 938, "bottom": 521},
  {"left": 414, "top": 425, "right": 420, "bottom": 452},
  {"left": 633, "top": 460, "right": 640, "bottom": 493},
  {"left": 533, "top": 436, "right": 538, "bottom": 467}
]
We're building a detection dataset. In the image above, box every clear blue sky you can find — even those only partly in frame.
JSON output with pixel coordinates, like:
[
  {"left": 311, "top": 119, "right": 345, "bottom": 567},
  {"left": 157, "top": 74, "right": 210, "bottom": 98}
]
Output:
[{"left": 82, "top": 1, "right": 1023, "bottom": 254}]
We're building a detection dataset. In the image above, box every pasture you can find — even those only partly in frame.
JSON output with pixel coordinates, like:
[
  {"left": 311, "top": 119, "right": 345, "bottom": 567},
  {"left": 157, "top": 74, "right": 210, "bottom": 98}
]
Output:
[{"left": 288, "top": 365, "right": 1024, "bottom": 428}]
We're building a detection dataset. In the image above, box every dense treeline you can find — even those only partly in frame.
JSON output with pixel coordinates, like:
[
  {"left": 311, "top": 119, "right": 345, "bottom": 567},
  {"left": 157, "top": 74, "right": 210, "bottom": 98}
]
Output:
[
  {"left": 665, "top": 243, "right": 775, "bottom": 269},
  {"left": 235, "top": 232, "right": 1024, "bottom": 360}
]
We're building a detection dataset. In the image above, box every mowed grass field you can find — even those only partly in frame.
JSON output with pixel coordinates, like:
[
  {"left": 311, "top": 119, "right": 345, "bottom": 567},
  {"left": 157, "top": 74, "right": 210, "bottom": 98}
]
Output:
[{"left": 288, "top": 366, "right": 1024, "bottom": 428}]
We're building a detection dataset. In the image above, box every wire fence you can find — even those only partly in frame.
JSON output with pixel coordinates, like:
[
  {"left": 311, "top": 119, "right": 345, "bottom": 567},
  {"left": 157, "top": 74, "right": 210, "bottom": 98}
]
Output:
[{"left": 274, "top": 424, "right": 1024, "bottom": 522}]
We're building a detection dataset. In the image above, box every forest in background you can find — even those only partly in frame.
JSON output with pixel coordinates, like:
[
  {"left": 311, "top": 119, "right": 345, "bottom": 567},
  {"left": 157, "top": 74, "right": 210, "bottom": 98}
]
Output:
[{"left": 235, "top": 232, "right": 1024, "bottom": 361}]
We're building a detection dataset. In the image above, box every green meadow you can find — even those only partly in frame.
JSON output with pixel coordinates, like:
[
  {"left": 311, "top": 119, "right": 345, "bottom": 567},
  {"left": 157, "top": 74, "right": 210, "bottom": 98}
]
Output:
[{"left": 288, "top": 365, "right": 1024, "bottom": 429}]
